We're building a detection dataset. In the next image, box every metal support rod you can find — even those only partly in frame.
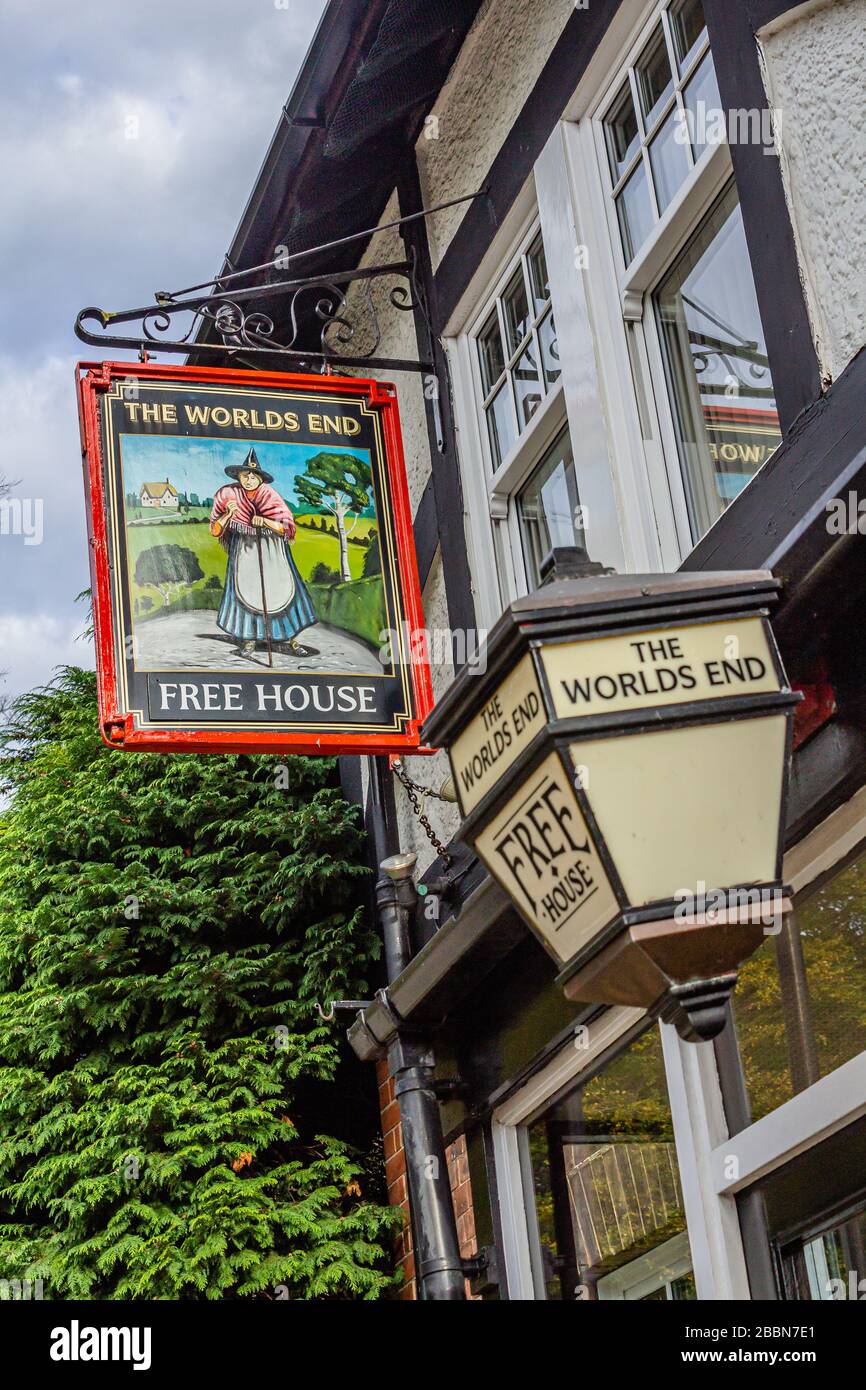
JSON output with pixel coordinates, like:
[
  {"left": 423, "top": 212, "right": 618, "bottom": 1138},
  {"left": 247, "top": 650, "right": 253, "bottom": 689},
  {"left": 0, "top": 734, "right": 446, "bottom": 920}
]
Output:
[
  {"left": 170, "top": 190, "right": 488, "bottom": 299},
  {"left": 366, "top": 753, "right": 392, "bottom": 871},
  {"left": 388, "top": 1034, "right": 467, "bottom": 1302}
]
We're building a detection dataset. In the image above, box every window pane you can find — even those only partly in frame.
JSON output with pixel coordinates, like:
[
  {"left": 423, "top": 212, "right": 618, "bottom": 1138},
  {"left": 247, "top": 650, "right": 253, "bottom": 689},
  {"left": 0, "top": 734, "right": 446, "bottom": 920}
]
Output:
[
  {"left": 604, "top": 80, "right": 640, "bottom": 183},
  {"left": 503, "top": 270, "right": 531, "bottom": 357},
  {"left": 682, "top": 50, "right": 723, "bottom": 156},
  {"left": 538, "top": 310, "right": 560, "bottom": 388},
  {"left": 528, "top": 235, "right": 550, "bottom": 313},
  {"left": 517, "top": 428, "right": 582, "bottom": 589},
  {"left": 485, "top": 384, "right": 516, "bottom": 468},
  {"left": 654, "top": 181, "right": 780, "bottom": 538},
  {"left": 616, "top": 160, "right": 654, "bottom": 263},
  {"left": 733, "top": 846, "right": 866, "bottom": 1124},
  {"left": 779, "top": 1208, "right": 866, "bottom": 1301},
  {"left": 636, "top": 26, "right": 674, "bottom": 129},
  {"left": 525, "top": 1026, "right": 693, "bottom": 1300},
  {"left": 648, "top": 106, "right": 691, "bottom": 212},
  {"left": 513, "top": 340, "right": 544, "bottom": 427},
  {"left": 671, "top": 0, "right": 708, "bottom": 72},
  {"left": 477, "top": 311, "right": 505, "bottom": 396}
]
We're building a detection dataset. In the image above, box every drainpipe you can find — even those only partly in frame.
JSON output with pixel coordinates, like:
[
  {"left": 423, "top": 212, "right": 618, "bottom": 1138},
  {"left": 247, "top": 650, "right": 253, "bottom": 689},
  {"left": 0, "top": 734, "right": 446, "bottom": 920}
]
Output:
[
  {"left": 376, "top": 852, "right": 467, "bottom": 1301},
  {"left": 378, "top": 852, "right": 415, "bottom": 983}
]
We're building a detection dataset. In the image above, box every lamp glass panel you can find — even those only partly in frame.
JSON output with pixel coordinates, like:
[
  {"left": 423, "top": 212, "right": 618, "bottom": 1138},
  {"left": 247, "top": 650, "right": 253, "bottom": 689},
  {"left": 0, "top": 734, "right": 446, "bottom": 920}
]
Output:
[
  {"left": 571, "top": 715, "right": 786, "bottom": 907},
  {"left": 542, "top": 616, "right": 780, "bottom": 723}
]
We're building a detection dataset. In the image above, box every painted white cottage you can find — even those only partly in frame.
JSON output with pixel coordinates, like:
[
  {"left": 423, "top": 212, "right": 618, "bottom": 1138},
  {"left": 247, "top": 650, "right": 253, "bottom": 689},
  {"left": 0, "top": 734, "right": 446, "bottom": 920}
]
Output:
[{"left": 140, "top": 480, "right": 179, "bottom": 509}]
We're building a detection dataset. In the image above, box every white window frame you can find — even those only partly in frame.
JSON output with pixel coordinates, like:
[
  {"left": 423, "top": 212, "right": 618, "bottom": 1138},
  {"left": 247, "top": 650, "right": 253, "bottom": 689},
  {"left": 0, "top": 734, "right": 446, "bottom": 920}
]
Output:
[
  {"left": 454, "top": 208, "right": 572, "bottom": 606},
  {"left": 491, "top": 1004, "right": 749, "bottom": 1300},
  {"left": 445, "top": 154, "right": 630, "bottom": 628},
  {"left": 566, "top": 0, "right": 764, "bottom": 563}
]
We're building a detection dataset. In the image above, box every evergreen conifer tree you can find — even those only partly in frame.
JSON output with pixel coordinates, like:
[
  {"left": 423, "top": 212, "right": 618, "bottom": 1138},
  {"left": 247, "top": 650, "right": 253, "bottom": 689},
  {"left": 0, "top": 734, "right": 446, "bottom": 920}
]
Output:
[{"left": 0, "top": 668, "right": 399, "bottom": 1300}]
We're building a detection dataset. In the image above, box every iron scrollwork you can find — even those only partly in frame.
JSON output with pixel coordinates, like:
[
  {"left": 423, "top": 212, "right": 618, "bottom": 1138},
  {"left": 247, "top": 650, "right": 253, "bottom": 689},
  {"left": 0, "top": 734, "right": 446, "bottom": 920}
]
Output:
[{"left": 75, "top": 253, "right": 435, "bottom": 375}]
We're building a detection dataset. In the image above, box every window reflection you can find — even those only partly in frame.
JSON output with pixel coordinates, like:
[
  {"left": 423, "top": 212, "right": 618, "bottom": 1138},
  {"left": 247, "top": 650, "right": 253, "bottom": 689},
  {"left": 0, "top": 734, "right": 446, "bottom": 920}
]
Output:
[
  {"left": 734, "top": 844, "right": 866, "bottom": 1124},
  {"left": 517, "top": 428, "right": 583, "bottom": 588},
  {"left": 476, "top": 230, "right": 558, "bottom": 471},
  {"left": 655, "top": 181, "right": 780, "bottom": 538},
  {"left": 525, "top": 1026, "right": 694, "bottom": 1300},
  {"left": 780, "top": 1207, "right": 866, "bottom": 1301},
  {"left": 671, "top": 0, "right": 708, "bottom": 72}
]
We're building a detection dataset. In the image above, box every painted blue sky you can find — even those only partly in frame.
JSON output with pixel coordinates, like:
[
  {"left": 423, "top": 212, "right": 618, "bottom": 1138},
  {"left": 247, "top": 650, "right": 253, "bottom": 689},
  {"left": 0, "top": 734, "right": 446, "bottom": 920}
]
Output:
[{"left": 120, "top": 436, "right": 373, "bottom": 513}]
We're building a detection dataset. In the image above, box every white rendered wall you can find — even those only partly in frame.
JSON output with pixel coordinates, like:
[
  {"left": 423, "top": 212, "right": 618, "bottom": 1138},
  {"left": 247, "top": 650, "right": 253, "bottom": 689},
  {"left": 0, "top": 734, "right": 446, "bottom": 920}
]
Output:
[
  {"left": 345, "top": 196, "right": 461, "bottom": 872},
  {"left": 760, "top": 0, "right": 866, "bottom": 381},
  {"left": 416, "top": 0, "right": 574, "bottom": 268}
]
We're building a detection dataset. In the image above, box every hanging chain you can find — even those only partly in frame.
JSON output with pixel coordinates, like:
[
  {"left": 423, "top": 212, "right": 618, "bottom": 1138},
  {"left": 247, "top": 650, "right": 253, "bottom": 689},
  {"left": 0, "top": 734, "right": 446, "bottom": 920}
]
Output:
[{"left": 391, "top": 760, "right": 453, "bottom": 864}]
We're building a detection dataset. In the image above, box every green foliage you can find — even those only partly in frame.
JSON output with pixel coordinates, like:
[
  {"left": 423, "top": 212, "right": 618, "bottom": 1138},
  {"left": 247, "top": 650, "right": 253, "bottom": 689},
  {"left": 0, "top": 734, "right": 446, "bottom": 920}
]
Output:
[
  {"left": 362, "top": 535, "right": 381, "bottom": 579},
  {"left": 294, "top": 453, "right": 371, "bottom": 519},
  {"left": 309, "top": 562, "right": 340, "bottom": 587},
  {"left": 133, "top": 544, "right": 204, "bottom": 605},
  {"left": 0, "top": 668, "right": 400, "bottom": 1300},
  {"left": 308, "top": 577, "right": 386, "bottom": 650}
]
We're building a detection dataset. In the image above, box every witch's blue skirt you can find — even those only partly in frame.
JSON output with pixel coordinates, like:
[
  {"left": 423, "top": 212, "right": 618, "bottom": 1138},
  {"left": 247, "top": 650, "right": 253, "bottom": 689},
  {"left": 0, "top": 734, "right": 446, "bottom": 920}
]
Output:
[{"left": 218, "top": 533, "right": 317, "bottom": 644}]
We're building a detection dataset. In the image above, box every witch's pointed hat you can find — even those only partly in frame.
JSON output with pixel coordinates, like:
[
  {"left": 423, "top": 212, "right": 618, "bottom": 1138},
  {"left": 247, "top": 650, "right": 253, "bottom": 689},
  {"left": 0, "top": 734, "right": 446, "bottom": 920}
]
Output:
[{"left": 225, "top": 446, "right": 274, "bottom": 484}]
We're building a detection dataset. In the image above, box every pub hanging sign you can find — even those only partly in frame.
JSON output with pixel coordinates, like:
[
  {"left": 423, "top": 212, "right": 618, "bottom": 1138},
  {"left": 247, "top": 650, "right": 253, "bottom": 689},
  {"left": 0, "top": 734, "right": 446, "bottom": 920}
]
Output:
[{"left": 76, "top": 362, "right": 433, "bottom": 754}]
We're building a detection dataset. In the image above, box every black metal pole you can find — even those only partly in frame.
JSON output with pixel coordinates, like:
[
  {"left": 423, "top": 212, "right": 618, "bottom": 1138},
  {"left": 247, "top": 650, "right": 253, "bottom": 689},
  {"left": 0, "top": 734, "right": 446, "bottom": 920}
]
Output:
[
  {"left": 388, "top": 1033, "right": 467, "bottom": 1301},
  {"left": 366, "top": 754, "right": 466, "bottom": 1300}
]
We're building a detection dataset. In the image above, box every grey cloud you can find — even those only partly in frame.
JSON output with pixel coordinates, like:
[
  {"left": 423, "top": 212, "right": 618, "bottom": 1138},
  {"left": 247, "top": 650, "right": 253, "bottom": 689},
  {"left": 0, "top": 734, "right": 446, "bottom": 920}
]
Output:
[{"left": 0, "top": 0, "right": 326, "bottom": 700}]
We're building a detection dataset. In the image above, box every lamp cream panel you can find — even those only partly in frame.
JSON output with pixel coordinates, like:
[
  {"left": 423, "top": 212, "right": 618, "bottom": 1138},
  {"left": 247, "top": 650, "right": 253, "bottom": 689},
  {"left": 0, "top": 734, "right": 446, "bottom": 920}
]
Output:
[
  {"left": 543, "top": 617, "right": 780, "bottom": 720},
  {"left": 570, "top": 715, "right": 787, "bottom": 907},
  {"left": 449, "top": 654, "right": 546, "bottom": 814},
  {"left": 474, "top": 750, "right": 619, "bottom": 963}
]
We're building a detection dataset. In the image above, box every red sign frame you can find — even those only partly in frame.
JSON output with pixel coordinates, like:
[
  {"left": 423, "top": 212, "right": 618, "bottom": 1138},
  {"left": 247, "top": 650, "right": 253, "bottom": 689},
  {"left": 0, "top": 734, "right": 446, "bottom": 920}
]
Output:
[{"left": 77, "top": 360, "right": 433, "bottom": 755}]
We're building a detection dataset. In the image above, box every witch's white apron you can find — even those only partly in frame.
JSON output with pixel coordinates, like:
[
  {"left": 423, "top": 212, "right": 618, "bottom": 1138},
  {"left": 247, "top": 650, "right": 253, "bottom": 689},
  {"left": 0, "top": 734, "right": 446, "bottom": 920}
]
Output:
[{"left": 233, "top": 527, "right": 295, "bottom": 615}]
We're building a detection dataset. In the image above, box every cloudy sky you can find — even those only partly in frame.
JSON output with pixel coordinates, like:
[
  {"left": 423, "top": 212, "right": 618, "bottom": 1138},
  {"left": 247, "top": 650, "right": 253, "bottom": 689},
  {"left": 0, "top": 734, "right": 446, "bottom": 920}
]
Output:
[{"left": 0, "top": 0, "right": 326, "bottom": 700}]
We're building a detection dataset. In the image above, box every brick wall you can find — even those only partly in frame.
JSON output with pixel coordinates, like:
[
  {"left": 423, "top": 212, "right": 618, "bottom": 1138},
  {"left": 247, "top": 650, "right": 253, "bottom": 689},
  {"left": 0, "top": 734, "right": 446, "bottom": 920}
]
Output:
[
  {"left": 377, "top": 1059, "right": 416, "bottom": 1299},
  {"left": 376, "top": 1058, "right": 479, "bottom": 1300}
]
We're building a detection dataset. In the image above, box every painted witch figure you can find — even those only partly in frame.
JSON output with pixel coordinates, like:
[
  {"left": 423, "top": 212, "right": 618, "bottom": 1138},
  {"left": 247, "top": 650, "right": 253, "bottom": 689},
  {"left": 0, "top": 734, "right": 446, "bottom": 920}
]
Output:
[{"left": 209, "top": 448, "right": 317, "bottom": 660}]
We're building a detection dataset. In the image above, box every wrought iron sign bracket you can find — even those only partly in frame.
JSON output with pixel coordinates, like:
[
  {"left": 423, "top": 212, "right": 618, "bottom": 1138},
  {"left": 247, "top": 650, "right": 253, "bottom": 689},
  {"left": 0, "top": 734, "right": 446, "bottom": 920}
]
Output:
[{"left": 74, "top": 191, "right": 485, "bottom": 383}]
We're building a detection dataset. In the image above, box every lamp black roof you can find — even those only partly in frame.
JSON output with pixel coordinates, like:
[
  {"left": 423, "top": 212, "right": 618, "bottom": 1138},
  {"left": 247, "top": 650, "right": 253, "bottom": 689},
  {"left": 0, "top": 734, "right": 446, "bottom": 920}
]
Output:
[{"left": 423, "top": 570, "right": 780, "bottom": 747}]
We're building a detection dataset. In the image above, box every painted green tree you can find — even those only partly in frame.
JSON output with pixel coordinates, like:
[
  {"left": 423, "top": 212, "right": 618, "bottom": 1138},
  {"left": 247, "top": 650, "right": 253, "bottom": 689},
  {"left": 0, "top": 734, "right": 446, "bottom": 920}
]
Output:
[
  {"left": 295, "top": 454, "right": 371, "bottom": 583},
  {"left": 0, "top": 668, "right": 400, "bottom": 1300},
  {"left": 134, "top": 544, "right": 204, "bottom": 607}
]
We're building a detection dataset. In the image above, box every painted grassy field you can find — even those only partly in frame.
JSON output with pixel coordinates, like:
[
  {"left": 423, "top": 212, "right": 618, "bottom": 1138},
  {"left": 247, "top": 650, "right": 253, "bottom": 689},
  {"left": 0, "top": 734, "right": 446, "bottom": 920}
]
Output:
[
  {"left": 128, "top": 518, "right": 372, "bottom": 616},
  {"left": 294, "top": 513, "right": 377, "bottom": 541},
  {"left": 126, "top": 505, "right": 213, "bottom": 524}
]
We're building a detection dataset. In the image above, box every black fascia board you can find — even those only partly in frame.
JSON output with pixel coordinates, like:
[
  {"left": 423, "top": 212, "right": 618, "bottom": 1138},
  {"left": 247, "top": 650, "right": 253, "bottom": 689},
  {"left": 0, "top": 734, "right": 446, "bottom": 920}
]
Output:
[
  {"left": 193, "top": 0, "right": 484, "bottom": 360},
  {"left": 221, "top": 0, "right": 376, "bottom": 279},
  {"left": 190, "top": 0, "right": 388, "bottom": 358}
]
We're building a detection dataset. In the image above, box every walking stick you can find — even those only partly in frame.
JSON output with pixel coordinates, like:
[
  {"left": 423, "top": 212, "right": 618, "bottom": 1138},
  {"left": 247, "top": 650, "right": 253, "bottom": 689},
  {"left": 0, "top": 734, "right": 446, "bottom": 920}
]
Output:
[{"left": 255, "top": 525, "right": 273, "bottom": 668}]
